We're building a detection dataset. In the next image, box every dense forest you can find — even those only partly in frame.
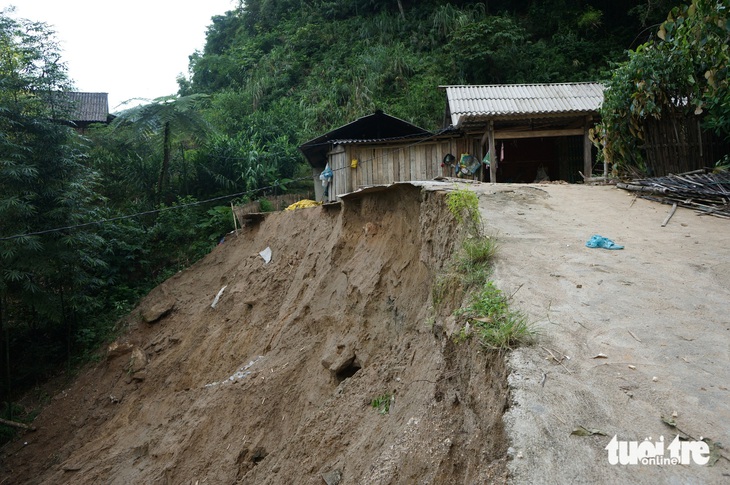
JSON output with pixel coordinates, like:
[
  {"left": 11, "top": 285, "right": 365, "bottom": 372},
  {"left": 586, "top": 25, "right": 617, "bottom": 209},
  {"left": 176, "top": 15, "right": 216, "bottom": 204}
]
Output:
[
  {"left": 181, "top": 0, "right": 682, "bottom": 134},
  {"left": 1, "top": 0, "right": 728, "bottom": 437}
]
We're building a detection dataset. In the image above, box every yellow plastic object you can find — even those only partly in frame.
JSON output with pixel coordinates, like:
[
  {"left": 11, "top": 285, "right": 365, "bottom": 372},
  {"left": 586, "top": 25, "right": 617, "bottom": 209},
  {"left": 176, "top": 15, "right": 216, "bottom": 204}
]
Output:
[
  {"left": 284, "top": 199, "right": 322, "bottom": 211},
  {"left": 351, "top": 158, "right": 359, "bottom": 169}
]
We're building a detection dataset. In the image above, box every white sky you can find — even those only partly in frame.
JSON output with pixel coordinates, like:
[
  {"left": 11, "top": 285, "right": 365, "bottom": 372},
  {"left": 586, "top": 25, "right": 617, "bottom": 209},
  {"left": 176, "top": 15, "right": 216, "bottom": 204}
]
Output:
[{"left": 5, "top": 0, "right": 237, "bottom": 112}]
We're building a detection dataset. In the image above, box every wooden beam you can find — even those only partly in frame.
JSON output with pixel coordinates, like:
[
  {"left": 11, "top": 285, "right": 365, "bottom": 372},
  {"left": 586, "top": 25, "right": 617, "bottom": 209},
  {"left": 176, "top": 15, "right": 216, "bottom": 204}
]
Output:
[
  {"left": 583, "top": 116, "right": 593, "bottom": 179},
  {"left": 494, "top": 128, "right": 584, "bottom": 140},
  {"left": 0, "top": 417, "right": 36, "bottom": 431}
]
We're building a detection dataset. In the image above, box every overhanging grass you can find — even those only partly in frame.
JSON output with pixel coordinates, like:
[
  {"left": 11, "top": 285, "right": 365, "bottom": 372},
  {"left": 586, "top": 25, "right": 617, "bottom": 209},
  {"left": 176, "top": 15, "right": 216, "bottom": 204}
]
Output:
[
  {"left": 436, "top": 187, "right": 535, "bottom": 350},
  {"left": 455, "top": 282, "right": 535, "bottom": 350}
]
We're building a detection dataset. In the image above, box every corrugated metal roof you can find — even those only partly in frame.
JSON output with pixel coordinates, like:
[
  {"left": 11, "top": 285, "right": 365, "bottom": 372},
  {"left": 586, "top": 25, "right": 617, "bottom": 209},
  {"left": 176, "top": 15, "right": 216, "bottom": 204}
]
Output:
[
  {"left": 442, "top": 83, "right": 604, "bottom": 127},
  {"left": 330, "top": 132, "right": 432, "bottom": 145},
  {"left": 62, "top": 92, "right": 110, "bottom": 122}
]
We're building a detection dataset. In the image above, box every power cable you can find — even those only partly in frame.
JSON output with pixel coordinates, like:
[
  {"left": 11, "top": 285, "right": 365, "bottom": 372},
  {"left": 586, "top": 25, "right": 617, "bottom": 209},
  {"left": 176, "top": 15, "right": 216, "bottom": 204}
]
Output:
[
  {"left": 1, "top": 127, "right": 450, "bottom": 242},
  {"left": 0, "top": 175, "right": 311, "bottom": 242}
]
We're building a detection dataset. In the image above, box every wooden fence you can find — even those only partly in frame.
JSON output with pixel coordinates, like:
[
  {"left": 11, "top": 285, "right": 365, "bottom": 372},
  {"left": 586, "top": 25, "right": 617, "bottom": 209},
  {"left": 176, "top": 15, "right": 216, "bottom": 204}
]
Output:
[
  {"left": 232, "top": 193, "right": 312, "bottom": 227},
  {"left": 643, "top": 111, "right": 729, "bottom": 176}
]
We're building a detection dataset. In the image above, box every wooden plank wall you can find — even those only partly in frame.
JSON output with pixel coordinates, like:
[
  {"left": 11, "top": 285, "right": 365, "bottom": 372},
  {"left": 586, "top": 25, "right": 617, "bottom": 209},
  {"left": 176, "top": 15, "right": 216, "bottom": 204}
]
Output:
[
  {"left": 326, "top": 139, "right": 483, "bottom": 200},
  {"left": 643, "top": 113, "right": 730, "bottom": 176},
  {"left": 329, "top": 146, "right": 347, "bottom": 201}
]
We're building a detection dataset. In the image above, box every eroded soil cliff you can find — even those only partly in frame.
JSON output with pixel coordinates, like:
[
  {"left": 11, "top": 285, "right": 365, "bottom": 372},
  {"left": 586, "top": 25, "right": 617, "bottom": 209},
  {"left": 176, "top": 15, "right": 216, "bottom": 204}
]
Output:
[{"left": 1, "top": 184, "right": 509, "bottom": 484}]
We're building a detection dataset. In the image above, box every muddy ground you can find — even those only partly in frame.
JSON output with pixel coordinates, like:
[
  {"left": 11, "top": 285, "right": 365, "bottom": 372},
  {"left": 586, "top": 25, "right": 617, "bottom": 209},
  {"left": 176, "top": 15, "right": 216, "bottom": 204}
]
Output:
[{"left": 1, "top": 182, "right": 728, "bottom": 484}]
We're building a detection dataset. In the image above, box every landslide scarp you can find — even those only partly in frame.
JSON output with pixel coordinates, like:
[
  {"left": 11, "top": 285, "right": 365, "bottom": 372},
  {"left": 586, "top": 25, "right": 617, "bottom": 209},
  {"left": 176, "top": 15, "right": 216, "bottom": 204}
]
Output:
[{"left": 1, "top": 183, "right": 509, "bottom": 485}]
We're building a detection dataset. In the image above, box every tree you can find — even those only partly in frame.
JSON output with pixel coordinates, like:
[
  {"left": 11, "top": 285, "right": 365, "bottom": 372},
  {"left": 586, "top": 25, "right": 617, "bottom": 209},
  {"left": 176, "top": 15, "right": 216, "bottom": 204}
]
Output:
[
  {"left": 657, "top": 0, "right": 730, "bottom": 139},
  {"left": 596, "top": 0, "right": 730, "bottom": 173},
  {"left": 0, "top": 10, "right": 107, "bottom": 412},
  {"left": 110, "top": 94, "right": 213, "bottom": 203}
]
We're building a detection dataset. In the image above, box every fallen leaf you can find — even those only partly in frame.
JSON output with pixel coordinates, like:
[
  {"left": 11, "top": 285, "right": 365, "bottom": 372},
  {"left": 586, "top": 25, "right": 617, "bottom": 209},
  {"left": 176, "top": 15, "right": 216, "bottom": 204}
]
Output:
[
  {"left": 703, "top": 438, "right": 722, "bottom": 467},
  {"left": 661, "top": 415, "right": 677, "bottom": 428},
  {"left": 571, "top": 426, "right": 608, "bottom": 437}
]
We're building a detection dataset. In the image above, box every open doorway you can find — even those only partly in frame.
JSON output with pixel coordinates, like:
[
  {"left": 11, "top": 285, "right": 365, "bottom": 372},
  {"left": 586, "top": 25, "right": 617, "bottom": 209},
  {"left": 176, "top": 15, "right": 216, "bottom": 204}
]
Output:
[{"left": 489, "top": 136, "right": 586, "bottom": 183}]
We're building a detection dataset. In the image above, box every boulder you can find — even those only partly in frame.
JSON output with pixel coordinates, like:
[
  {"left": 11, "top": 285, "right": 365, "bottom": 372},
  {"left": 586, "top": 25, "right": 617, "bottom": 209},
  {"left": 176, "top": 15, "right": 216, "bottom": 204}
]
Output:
[{"left": 140, "top": 298, "right": 175, "bottom": 323}]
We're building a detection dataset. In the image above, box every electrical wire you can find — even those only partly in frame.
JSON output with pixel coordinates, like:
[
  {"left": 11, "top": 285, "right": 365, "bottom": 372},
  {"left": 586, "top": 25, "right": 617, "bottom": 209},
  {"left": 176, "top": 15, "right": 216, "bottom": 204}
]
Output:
[
  {"left": 0, "top": 127, "right": 450, "bottom": 242},
  {"left": 0, "top": 176, "right": 311, "bottom": 242}
]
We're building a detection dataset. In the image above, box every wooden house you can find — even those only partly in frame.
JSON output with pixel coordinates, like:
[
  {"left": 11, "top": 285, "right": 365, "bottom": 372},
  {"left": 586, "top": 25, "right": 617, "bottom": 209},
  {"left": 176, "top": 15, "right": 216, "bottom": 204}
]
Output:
[
  {"left": 441, "top": 82, "right": 605, "bottom": 183},
  {"left": 300, "top": 83, "right": 606, "bottom": 201},
  {"left": 299, "top": 111, "right": 469, "bottom": 202}
]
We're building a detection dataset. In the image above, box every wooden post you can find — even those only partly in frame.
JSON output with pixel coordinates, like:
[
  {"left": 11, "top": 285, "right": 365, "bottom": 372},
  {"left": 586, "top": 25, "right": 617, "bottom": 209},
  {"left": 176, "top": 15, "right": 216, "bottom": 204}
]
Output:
[
  {"left": 231, "top": 202, "right": 239, "bottom": 236},
  {"left": 0, "top": 417, "right": 36, "bottom": 431},
  {"left": 584, "top": 116, "right": 593, "bottom": 179},
  {"left": 488, "top": 121, "right": 497, "bottom": 183}
]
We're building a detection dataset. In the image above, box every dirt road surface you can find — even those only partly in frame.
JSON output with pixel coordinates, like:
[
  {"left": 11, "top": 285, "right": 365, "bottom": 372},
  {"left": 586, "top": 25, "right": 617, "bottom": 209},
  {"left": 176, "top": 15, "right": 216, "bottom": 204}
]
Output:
[{"left": 475, "top": 183, "right": 730, "bottom": 484}]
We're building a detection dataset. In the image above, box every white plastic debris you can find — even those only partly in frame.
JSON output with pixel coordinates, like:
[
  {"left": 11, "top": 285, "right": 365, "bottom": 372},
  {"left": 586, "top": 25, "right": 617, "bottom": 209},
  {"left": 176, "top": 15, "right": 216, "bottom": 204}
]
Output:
[
  {"left": 211, "top": 285, "right": 227, "bottom": 308},
  {"left": 259, "top": 246, "right": 272, "bottom": 264},
  {"left": 205, "top": 356, "right": 263, "bottom": 387}
]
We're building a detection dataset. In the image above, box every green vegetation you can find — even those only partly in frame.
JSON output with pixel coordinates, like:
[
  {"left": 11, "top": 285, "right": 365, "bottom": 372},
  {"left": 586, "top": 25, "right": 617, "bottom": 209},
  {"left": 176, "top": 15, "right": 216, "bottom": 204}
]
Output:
[
  {"left": 446, "top": 188, "right": 481, "bottom": 227},
  {"left": 596, "top": 0, "right": 730, "bottom": 175},
  {"left": 456, "top": 283, "right": 535, "bottom": 350},
  {"left": 456, "top": 236, "right": 498, "bottom": 288},
  {"left": 371, "top": 393, "right": 393, "bottom": 415},
  {"left": 182, "top": 0, "right": 680, "bottom": 135},
  {"left": 437, "top": 187, "right": 534, "bottom": 350}
]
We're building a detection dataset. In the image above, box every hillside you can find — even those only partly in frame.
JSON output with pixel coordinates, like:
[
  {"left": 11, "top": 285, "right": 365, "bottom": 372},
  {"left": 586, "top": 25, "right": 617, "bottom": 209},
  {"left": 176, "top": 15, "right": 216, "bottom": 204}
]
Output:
[
  {"left": 1, "top": 181, "right": 729, "bottom": 483},
  {"left": 1, "top": 184, "right": 510, "bottom": 484},
  {"left": 182, "top": 0, "right": 682, "bottom": 138}
]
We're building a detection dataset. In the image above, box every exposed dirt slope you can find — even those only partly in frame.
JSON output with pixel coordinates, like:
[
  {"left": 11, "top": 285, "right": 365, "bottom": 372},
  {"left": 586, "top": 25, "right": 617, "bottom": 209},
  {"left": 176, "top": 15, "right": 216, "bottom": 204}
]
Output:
[{"left": 1, "top": 184, "right": 509, "bottom": 484}]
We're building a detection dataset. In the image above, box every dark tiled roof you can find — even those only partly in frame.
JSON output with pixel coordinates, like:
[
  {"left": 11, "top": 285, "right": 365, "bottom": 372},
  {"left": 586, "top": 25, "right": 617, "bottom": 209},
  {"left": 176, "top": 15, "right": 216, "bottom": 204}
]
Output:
[{"left": 61, "top": 92, "right": 110, "bottom": 122}]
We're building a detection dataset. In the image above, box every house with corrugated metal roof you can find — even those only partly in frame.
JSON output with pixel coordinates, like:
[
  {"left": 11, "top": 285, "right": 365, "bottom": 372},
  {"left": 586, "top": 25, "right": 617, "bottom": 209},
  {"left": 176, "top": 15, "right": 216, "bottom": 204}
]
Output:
[
  {"left": 300, "top": 83, "right": 605, "bottom": 200},
  {"left": 441, "top": 82, "right": 605, "bottom": 183},
  {"left": 299, "top": 110, "right": 465, "bottom": 202}
]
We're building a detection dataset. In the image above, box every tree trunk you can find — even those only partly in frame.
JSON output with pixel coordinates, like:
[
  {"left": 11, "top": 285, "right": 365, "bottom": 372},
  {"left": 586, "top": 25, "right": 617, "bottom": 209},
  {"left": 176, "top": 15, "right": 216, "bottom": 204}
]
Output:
[
  {"left": 1, "top": 295, "right": 11, "bottom": 420},
  {"left": 396, "top": 0, "right": 405, "bottom": 19},
  {"left": 60, "top": 287, "right": 71, "bottom": 374},
  {"left": 180, "top": 142, "right": 188, "bottom": 196},
  {"left": 157, "top": 121, "right": 172, "bottom": 201}
]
